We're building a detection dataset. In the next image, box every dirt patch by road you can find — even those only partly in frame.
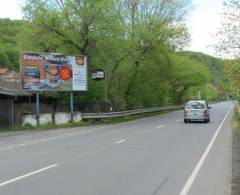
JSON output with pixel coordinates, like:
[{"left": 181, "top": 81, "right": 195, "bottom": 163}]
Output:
[{"left": 232, "top": 134, "right": 240, "bottom": 195}]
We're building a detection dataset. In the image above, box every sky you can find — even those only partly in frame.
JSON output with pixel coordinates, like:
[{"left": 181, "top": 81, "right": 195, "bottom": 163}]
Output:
[
  {"left": 186, "top": 0, "right": 224, "bottom": 57},
  {"left": 0, "top": 0, "right": 224, "bottom": 57},
  {"left": 0, "top": 0, "right": 23, "bottom": 20}
]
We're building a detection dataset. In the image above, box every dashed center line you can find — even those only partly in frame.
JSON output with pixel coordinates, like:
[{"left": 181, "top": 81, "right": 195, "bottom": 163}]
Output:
[
  {"left": 19, "top": 143, "right": 28, "bottom": 146},
  {"left": 176, "top": 119, "right": 182, "bottom": 122},
  {"left": 156, "top": 125, "right": 165, "bottom": 129},
  {"left": 116, "top": 139, "right": 126, "bottom": 144},
  {"left": 0, "top": 164, "right": 58, "bottom": 187}
]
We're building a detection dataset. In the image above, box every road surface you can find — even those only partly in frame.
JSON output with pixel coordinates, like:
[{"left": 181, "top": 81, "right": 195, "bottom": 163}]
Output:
[{"left": 0, "top": 101, "right": 233, "bottom": 195}]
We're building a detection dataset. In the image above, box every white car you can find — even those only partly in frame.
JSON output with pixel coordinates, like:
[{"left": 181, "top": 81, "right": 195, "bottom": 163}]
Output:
[{"left": 184, "top": 100, "right": 211, "bottom": 123}]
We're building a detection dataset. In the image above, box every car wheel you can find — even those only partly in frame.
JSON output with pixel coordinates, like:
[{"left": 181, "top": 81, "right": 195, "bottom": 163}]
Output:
[{"left": 184, "top": 119, "right": 188, "bottom": 123}]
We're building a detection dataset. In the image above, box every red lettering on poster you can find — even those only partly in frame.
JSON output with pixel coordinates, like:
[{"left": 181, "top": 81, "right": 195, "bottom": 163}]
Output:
[{"left": 60, "top": 67, "right": 72, "bottom": 81}]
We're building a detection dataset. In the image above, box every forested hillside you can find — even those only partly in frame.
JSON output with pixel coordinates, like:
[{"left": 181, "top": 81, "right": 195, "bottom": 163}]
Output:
[
  {"left": 181, "top": 51, "right": 226, "bottom": 100},
  {"left": 0, "top": 0, "right": 228, "bottom": 110}
]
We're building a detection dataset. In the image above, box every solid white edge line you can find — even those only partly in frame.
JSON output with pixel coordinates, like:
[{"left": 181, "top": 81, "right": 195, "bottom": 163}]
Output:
[
  {"left": 0, "top": 164, "right": 58, "bottom": 187},
  {"left": 179, "top": 104, "right": 232, "bottom": 195},
  {"left": 116, "top": 139, "right": 126, "bottom": 144}
]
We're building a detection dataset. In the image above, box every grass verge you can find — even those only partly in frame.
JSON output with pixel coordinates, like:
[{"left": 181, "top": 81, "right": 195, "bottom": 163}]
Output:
[
  {"left": 231, "top": 107, "right": 240, "bottom": 194},
  {"left": 232, "top": 107, "right": 240, "bottom": 139}
]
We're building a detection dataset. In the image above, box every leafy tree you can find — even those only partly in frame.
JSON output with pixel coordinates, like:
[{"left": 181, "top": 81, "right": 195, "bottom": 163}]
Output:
[
  {"left": 22, "top": 0, "right": 193, "bottom": 109},
  {"left": 166, "top": 54, "right": 210, "bottom": 104},
  {"left": 215, "top": 0, "right": 240, "bottom": 100},
  {"left": 224, "top": 58, "right": 240, "bottom": 100},
  {"left": 216, "top": 0, "right": 240, "bottom": 57},
  {"left": 0, "top": 0, "right": 224, "bottom": 110},
  {"left": 0, "top": 48, "right": 11, "bottom": 68},
  {"left": 0, "top": 19, "right": 26, "bottom": 70},
  {"left": 183, "top": 84, "right": 218, "bottom": 102},
  {"left": 113, "top": 0, "right": 192, "bottom": 107}
]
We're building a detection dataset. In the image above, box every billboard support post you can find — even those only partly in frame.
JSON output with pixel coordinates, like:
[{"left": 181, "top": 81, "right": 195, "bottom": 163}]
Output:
[
  {"left": 36, "top": 92, "right": 40, "bottom": 125},
  {"left": 70, "top": 91, "right": 74, "bottom": 122},
  {"left": 91, "top": 69, "right": 107, "bottom": 103},
  {"left": 105, "top": 71, "right": 107, "bottom": 102}
]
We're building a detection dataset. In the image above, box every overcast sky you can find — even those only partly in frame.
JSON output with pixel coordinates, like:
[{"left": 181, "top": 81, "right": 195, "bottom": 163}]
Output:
[
  {"left": 0, "top": 0, "right": 224, "bottom": 57},
  {"left": 187, "top": 0, "right": 223, "bottom": 57},
  {"left": 0, "top": 0, "right": 22, "bottom": 20}
]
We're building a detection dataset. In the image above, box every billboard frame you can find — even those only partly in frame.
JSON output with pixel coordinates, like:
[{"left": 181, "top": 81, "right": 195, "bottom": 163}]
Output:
[{"left": 20, "top": 51, "right": 88, "bottom": 92}]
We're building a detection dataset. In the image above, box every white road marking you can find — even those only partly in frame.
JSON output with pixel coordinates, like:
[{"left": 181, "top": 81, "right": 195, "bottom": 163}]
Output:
[
  {"left": 29, "top": 141, "right": 39, "bottom": 144},
  {"left": 67, "top": 133, "right": 79, "bottom": 136},
  {"left": 156, "top": 125, "right": 165, "bottom": 129},
  {"left": 18, "top": 135, "right": 33, "bottom": 139},
  {"left": 179, "top": 104, "right": 232, "bottom": 195},
  {"left": 19, "top": 143, "right": 28, "bottom": 146},
  {"left": 0, "top": 164, "right": 58, "bottom": 187},
  {"left": 116, "top": 139, "right": 126, "bottom": 144},
  {"left": 176, "top": 119, "right": 182, "bottom": 122},
  {"left": 46, "top": 137, "right": 58, "bottom": 141}
]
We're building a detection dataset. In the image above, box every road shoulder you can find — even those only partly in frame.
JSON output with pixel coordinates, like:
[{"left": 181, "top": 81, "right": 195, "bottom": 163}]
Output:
[{"left": 188, "top": 110, "right": 233, "bottom": 195}]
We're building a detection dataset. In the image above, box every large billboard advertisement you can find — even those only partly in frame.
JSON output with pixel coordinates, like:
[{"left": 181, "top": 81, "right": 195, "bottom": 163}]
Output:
[{"left": 21, "top": 52, "right": 87, "bottom": 91}]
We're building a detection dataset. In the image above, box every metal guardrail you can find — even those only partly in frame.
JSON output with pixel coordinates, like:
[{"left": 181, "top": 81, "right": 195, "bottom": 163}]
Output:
[{"left": 82, "top": 105, "right": 184, "bottom": 119}]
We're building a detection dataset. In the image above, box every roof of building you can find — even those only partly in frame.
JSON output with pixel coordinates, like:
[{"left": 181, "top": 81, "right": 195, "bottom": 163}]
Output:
[
  {"left": 0, "top": 68, "right": 9, "bottom": 75},
  {"left": 0, "top": 81, "right": 34, "bottom": 97}
]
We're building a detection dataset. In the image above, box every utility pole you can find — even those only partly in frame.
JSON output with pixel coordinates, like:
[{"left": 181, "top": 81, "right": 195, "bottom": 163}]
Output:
[
  {"left": 198, "top": 91, "right": 201, "bottom": 100},
  {"left": 104, "top": 71, "right": 107, "bottom": 102}
]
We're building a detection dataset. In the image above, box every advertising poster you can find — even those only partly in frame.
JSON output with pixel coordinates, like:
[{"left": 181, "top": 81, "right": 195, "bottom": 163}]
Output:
[{"left": 21, "top": 52, "right": 87, "bottom": 91}]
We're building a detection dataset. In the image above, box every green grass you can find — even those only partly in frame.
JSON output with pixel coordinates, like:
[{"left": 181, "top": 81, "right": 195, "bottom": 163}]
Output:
[
  {"left": 232, "top": 107, "right": 240, "bottom": 141},
  {"left": 0, "top": 108, "right": 182, "bottom": 133}
]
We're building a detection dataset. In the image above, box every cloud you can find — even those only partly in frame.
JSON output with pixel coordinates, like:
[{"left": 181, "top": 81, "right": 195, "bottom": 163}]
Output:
[
  {"left": 186, "top": 0, "right": 223, "bottom": 56},
  {"left": 0, "top": 0, "right": 23, "bottom": 20}
]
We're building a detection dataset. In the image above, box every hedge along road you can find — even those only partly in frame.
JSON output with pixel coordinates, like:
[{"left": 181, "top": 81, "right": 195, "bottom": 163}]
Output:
[{"left": 0, "top": 101, "right": 233, "bottom": 195}]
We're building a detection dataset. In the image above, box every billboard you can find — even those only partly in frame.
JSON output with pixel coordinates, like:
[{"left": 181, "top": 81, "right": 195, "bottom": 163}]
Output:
[{"left": 21, "top": 52, "right": 87, "bottom": 91}]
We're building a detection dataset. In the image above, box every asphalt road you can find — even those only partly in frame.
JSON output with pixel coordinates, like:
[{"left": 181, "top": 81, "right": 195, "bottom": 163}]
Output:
[{"left": 0, "top": 101, "right": 233, "bottom": 195}]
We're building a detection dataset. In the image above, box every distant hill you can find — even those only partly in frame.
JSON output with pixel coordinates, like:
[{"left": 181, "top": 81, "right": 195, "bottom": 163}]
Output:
[
  {"left": 0, "top": 18, "right": 26, "bottom": 71},
  {"left": 181, "top": 51, "right": 226, "bottom": 92}
]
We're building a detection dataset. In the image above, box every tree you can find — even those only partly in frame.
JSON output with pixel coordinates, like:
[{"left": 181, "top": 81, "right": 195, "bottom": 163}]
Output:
[
  {"left": 0, "top": 19, "right": 26, "bottom": 70},
  {"left": 224, "top": 58, "right": 240, "bottom": 99},
  {"left": 167, "top": 54, "right": 210, "bottom": 104},
  {"left": 216, "top": 0, "right": 240, "bottom": 99},
  {"left": 114, "top": 0, "right": 192, "bottom": 107},
  {"left": 0, "top": 48, "right": 11, "bottom": 68},
  {"left": 23, "top": 0, "right": 193, "bottom": 109},
  {"left": 216, "top": 0, "right": 240, "bottom": 58}
]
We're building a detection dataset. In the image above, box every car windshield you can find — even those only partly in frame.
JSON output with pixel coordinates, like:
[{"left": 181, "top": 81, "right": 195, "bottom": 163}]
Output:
[{"left": 187, "top": 102, "right": 205, "bottom": 109}]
